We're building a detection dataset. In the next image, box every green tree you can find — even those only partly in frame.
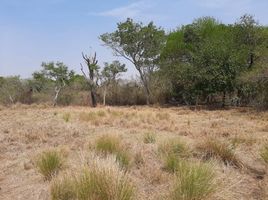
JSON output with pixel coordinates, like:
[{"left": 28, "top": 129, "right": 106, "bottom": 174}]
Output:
[
  {"left": 0, "top": 76, "right": 24, "bottom": 104},
  {"left": 33, "top": 62, "right": 74, "bottom": 106},
  {"left": 160, "top": 16, "right": 252, "bottom": 106},
  {"left": 100, "top": 18, "right": 166, "bottom": 104},
  {"left": 101, "top": 61, "right": 127, "bottom": 105}
]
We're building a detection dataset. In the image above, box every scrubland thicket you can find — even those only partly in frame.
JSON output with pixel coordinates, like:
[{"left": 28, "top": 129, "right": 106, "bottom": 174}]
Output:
[{"left": 0, "top": 14, "right": 267, "bottom": 108}]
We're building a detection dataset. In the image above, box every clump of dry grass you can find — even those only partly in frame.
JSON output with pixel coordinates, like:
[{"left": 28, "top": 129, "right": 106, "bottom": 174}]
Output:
[
  {"left": 170, "top": 161, "right": 216, "bottom": 200},
  {"left": 51, "top": 174, "right": 76, "bottom": 200},
  {"left": 95, "top": 135, "right": 131, "bottom": 169},
  {"left": 63, "top": 113, "right": 71, "bottom": 122},
  {"left": 260, "top": 144, "right": 268, "bottom": 164},
  {"left": 159, "top": 139, "right": 189, "bottom": 157},
  {"left": 156, "top": 112, "right": 170, "bottom": 120},
  {"left": 134, "top": 151, "right": 145, "bottom": 167},
  {"left": 51, "top": 156, "right": 134, "bottom": 200},
  {"left": 197, "top": 138, "right": 242, "bottom": 168},
  {"left": 159, "top": 139, "right": 190, "bottom": 172},
  {"left": 143, "top": 132, "right": 156, "bottom": 144},
  {"left": 163, "top": 153, "right": 181, "bottom": 173},
  {"left": 36, "top": 149, "right": 64, "bottom": 180},
  {"left": 96, "top": 135, "right": 120, "bottom": 154}
]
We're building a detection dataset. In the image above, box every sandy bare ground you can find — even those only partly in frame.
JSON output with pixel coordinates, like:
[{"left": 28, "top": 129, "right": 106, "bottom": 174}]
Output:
[{"left": 0, "top": 105, "right": 268, "bottom": 200}]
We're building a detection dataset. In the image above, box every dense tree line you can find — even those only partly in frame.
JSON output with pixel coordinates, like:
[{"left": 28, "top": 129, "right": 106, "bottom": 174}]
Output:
[{"left": 0, "top": 14, "right": 267, "bottom": 108}]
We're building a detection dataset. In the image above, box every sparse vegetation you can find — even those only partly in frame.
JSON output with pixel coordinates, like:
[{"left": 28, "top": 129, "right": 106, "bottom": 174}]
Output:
[
  {"left": 170, "top": 161, "right": 216, "bottom": 200},
  {"left": 1, "top": 106, "right": 268, "bottom": 200},
  {"left": 36, "top": 150, "right": 64, "bottom": 180}
]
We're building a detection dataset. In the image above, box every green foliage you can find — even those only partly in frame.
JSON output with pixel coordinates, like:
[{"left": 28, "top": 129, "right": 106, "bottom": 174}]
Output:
[
  {"left": 170, "top": 161, "right": 216, "bottom": 200},
  {"left": 0, "top": 76, "right": 28, "bottom": 104},
  {"left": 160, "top": 15, "right": 267, "bottom": 107},
  {"left": 100, "top": 18, "right": 166, "bottom": 104},
  {"left": 36, "top": 150, "right": 63, "bottom": 180}
]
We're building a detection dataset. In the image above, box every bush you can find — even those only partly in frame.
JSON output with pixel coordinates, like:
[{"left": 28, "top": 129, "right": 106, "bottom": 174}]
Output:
[
  {"left": 143, "top": 132, "right": 156, "bottom": 144},
  {"left": 170, "top": 161, "right": 216, "bottom": 200},
  {"left": 198, "top": 138, "right": 242, "bottom": 168},
  {"left": 36, "top": 150, "right": 63, "bottom": 180}
]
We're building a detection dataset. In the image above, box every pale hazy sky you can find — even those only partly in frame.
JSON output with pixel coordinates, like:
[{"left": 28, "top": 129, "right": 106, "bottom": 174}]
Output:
[{"left": 0, "top": 0, "right": 267, "bottom": 78}]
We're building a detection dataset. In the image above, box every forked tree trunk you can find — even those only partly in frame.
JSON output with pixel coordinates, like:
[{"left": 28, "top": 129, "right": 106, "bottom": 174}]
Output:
[{"left": 53, "top": 87, "right": 61, "bottom": 107}]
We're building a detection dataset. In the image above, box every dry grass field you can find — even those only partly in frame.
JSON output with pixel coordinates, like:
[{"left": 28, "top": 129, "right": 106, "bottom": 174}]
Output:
[{"left": 0, "top": 105, "right": 268, "bottom": 200}]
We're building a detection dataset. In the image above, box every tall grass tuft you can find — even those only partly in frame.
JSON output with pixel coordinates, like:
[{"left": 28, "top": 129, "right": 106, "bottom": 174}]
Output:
[
  {"left": 63, "top": 113, "right": 71, "bottom": 122},
  {"left": 143, "top": 132, "right": 156, "bottom": 144},
  {"left": 260, "top": 145, "right": 268, "bottom": 164},
  {"left": 163, "top": 153, "right": 180, "bottom": 173},
  {"left": 198, "top": 138, "right": 242, "bottom": 168},
  {"left": 51, "top": 156, "right": 134, "bottom": 200},
  {"left": 159, "top": 139, "right": 189, "bottom": 172},
  {"left": 36, "top": 150, "right": 63, "bottom": 180},
  {"left": 51, "top": 174, "right": 76, "bottom": 200},
  {"left": 95, "top": 135, "right": 131, "bottom": 169},
  {"left": 159, "top": 139, "right": 189, "bottom": 157},
  {"left": 170, "top": 161, "right": 216, "bottom": 200}
]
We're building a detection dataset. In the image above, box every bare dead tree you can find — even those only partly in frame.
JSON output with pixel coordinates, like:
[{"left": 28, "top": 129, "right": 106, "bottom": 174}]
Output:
[{"left": 80, "top": 52, "right": 99, "bottom": 107}]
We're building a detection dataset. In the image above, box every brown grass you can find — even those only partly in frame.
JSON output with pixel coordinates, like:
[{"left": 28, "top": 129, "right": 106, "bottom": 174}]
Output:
[{"left": 0, "top": 105, "right": 267, "bottom": 200}]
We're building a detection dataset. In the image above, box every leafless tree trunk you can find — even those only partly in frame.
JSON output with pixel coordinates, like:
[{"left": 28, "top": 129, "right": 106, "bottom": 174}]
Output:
[{"left": 81, "top": 52, "right": 99, "bottom": 107}]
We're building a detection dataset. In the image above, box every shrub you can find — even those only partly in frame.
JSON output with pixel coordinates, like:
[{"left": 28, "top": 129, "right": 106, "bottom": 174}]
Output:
[
  {"left": 198, "top": 138, "right": 242, "bottom": 168},
  {"left": 170, "top": 161, "right": 216, "bottom": 200},
  {"left": 36, "top": 150, "right": 63, "bottom": 180},
  {"left": 143, "top": 132, "right": 156, "bottom": 144},
  {"left": 260, "top": 145, "right": 268, "bottom": 164}
]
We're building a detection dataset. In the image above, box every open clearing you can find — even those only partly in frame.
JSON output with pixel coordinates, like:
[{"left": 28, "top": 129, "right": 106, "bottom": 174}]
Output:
[{"left": 0, "top": 105, "right": 268, "bottom": 200}]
